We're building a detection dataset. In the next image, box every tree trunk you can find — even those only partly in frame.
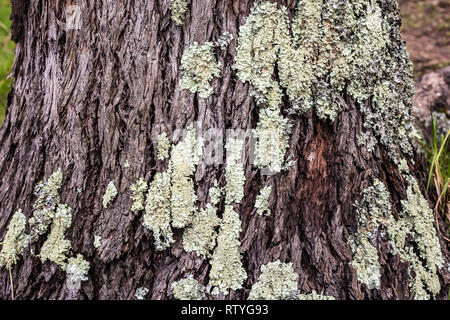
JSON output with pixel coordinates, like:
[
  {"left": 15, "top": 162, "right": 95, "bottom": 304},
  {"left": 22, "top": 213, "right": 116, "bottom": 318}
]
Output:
[{"left": 0, "top": 0, "right": 448, "bottom": 300}]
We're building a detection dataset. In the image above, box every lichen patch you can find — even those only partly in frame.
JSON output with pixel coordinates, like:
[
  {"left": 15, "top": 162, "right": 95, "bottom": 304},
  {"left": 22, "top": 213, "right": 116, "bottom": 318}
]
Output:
[
  {"left": 170, "top": 0, "right": 188, "bottom": 26},
  {"left": 349, "top": 179, "right": 391, "bottom": 289},
  {"left": 130, "top": 178, "right": 148, "bottom": 212},
  {"left": 102, "top": 181, "right": 118, "bottom": 208},
  {"left": 144, "top": 171, "right": 174, "bottom": 251},
  {"left": 183, "top": 204, "right": 221, "bottom": 258},
  {"left": 29, "top": 168, "right": 63, "bottom": 241},
  {"left": 39, "top": 204, "right": 73, "bottom": 269},
  {"left": 66, "top": 254, "right": 90, "bottom": 291},
  {"left": 0, "top": 210, "right": 29, "bottom": 268},
  {"left": 388, "top": 174, "right": 444, "bottom": 299},
  {"left": 224, "top": 138, "right": 246, "bottom": 205},
  {"left": 209, "top": 205, "right": 247, "bottom": 295},
  {"left": 180, "top": 42, "right": 221, "bottom": 99},
  {"left": 157, "top": 132, "right": 171, "bottom": 161},
  {"left": 248, "top": 260, "right": 298, "bottom": 300},
  {"left": 171, "top": 276, "right": 207, "bottom": 300},
  {"left": 170, "top": 125, "right": 199, "bottom": 228}
]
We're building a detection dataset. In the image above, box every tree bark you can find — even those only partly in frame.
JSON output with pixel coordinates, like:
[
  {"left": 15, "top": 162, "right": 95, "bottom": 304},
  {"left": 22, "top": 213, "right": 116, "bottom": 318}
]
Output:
[{"left": 0, "top": 0, "right": 448, "bottom": 300}]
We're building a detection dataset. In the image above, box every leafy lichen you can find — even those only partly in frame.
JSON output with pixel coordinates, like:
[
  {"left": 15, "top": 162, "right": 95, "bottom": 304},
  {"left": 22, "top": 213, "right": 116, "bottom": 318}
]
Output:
[
  {"left": 253, "top": 107, "right": 292, "bottom": 174},
  {"left": 130, "top": 178, "right": 148, "bottom": 212},
  {"left": 209, "top": 205, "right": 247, "bottom": 295},
  {"left": 234, "top": 0, "right": 417, "bottom": 164},
  {"left": 209, "top": 179, "right": 223, "bottom": 206},
  {"left": 183, "top": 204, "right": 221, "bottom": 258},
  {"left": 144, "top": 171, "right": 174, "bottom": 251},
  {"left": 351, "top": 174, "right": 445, "bottom": 299},
  {"left": 170, "top": 0, "right": 188, "bottom": 26},
  {"left": 171, "top": 276, "right": 207, "bottom": 300},
  {"left": 93, "top": 235, "right": 102, "bottom": 249},
  {"left": 234, "top": 2, "right": 289, "bottom": 109},
  {"left": 66, "top": 254, "right": 90, "bottom": 291},
  {"left": 170, "top": 125, "right": 199, "bottom": 228},
  {"left": 356, "top": 132, "right": 377, "bottom": 153},
  {"left": 248, "top": 260, "right": 298, "bottom": 300},
  {"left": 224, "top": 138, "right": 246, "bottom": 205},
  {"left": 215, "top": 32, "right": 234, "bottom": 51},
  {"left": 102, "top": 181, "right": 118, "bottom": 208},
  {"left": 157, "top": 132, "right": 171, "bottom": 161},
  {"left": 29, "top": 168, "right": 63, "bottom": 241},
  {"left": 39, "top": 204, "right": 73, "bottom": 269},
  {"left": 0, "top": 210, "right": 29, "bottom": 268},
  {"left": 180, "top": 42, "right": 221, "bottom": 99},
  {"left": 134, "top": 287, "right": 149, "bottom": 300},
  {"left": 349, "top": 179, "right": 392, "bottom": 289},
  {"left": 387, "top": 174, "right": 444, "bottom": 299},
  {"left": 254, "top": 186, "right": 272, "bottom": 216},
  {"left": 233, "top": 2, "right": 293, "bottom": 173},
  {"left": 287, "top": 290, "right": 336, "bottom": 300}
]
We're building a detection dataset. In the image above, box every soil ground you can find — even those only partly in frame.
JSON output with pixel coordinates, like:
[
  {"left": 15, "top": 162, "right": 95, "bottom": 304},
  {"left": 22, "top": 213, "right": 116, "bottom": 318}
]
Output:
[{"left": 399, "top": 0, "right": 450, "bottom": 79}]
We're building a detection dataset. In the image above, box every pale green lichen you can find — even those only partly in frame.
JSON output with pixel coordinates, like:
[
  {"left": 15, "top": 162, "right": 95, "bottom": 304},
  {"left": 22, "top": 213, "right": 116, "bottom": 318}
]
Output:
[
  {"left": 130, "top": 178, "right": 148, "bottom": 212},
  {"left": 233, "top": 1, "right": 339, "bottom": 120},
  {"left": 144, "top": 171, "right": 174, "bottom": 251},
  {"left": 180, "top": 42, "right": 221, "bottom": 99},
  {"left": 39, "top": 204, "right": 72, "bottom": 269},
  {"left": 349, "top": 237, "right": 382, "bottom": 290},
  {"left": 183, "top": 204, "right": 221, "bottom": 258},
  {"left": 234, "top": 2, "right": 289, "bottom": 109},
  {"left": 134, "top": 287, "right": 149, "bottom": 300},
  {"left": 349, "top": 179, "right": 392, "bottom": 289},
  {"left": 387, "top": 174, "right": 444, "bottom": 300},
  {"left": 279, "top": 0, "right": 322, "bottom": 114},
  {"left": 93, "top": 235, "right": 102, "bottom": 249},
  {"left": 224, "top": 138, "right": 246, "bottom": 205},
  {"left": 102, "top": 181, "right": 118, "bottom": 208},
  {"left": 171, "top": 276, "right": 207, "bottom": 300},
  {"left": 0, "top": 210, "right": 29, "bottom": 268},
  {"left": 209, "top": 179, "right": 223, "bottom": 205},
  {"left": 254, "top": 186, "right": 272, "bottom": 216},
  {"left": 209, "top": 205, "right": 247, "bottom": 295},
  {"left": 356, "top": 132, "right": 377, "bottom": 153},
  {"left": 346, "top": 1, "right": 416, "bottom": 161},
  {"left": 398, "top": 158, "right": 410, "bottom": 174},
  {"left": 363, "top": 80, "right": 416, "bottom": 162},
  {"left": 157, "top": 132, "right": 171, "bottom": 161},
  {"left": 170, "top": 0, "right": 188, "bottom": 26},
  {"left": 253, "top": 107, "right": 292, "bottom": 173},
  {"left": 29, "top": 168, "right": 63, "bottom": 241},
  {"left": 66, "top": 254, "right": 90, "bottom": 291},
  {"left": 248, "top": 260, "right": 298, "bottom": 300},
  {"left": 170, "top": 125, "right": 199, "bottom": 228},
  {"left": 235, "top": 0, "right": 417, "bottom": 163},
  {"left": 287, "top": 290, "right": 336, "bottom": 300},
  {"left": 233, "top": 2, "right": 294, "bottom": 173},
  {"left": 351, "top": 174, "right": 445, "bottom": 299},
  {"left": 215, "top": 32, "right": 234, "bottom": 51}
]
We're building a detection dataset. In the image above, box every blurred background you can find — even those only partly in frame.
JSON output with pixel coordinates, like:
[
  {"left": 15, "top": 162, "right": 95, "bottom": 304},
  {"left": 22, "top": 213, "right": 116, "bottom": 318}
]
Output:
[{"left": 0, "top": 0, "right": 14, "bottom": 124}]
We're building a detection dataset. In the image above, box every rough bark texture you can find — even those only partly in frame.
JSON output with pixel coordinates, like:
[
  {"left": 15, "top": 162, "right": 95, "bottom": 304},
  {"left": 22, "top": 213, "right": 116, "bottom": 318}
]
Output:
[{"left": 0, "top": 0, "right": 448, "bottom": 300}]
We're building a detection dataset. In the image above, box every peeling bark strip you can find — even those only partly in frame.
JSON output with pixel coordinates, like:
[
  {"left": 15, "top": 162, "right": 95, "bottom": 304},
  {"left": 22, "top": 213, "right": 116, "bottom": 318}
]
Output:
[{"left": 0, "top": 0, "right": 448, "bottom": 300}]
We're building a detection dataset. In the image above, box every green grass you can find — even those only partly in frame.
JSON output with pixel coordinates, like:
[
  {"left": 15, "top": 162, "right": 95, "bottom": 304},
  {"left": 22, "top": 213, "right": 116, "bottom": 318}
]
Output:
[
  {"left": 0, "top": 0, "right": 14, "bottom": 125},
  {"left": 423, "top": 114, "right": 450, "bottom": 242}
]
